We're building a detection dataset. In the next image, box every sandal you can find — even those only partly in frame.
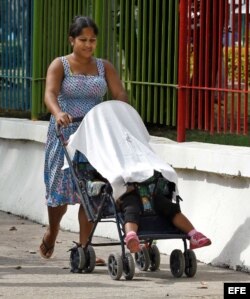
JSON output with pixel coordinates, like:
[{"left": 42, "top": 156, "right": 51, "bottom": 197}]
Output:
[
  {"left": 125, "top": 231, "right": 141, "bottom": 253},
  {"left": 39, "top": 237, "right": 55, "bottom": 259},
  {"left": 190, "top": 232, "right": 212, "bottom": 250},
  {"left": 95, "top": 257, "right": 106, "bottom": 266},
  {"left": 70, "top": 242, "right": 106, "bottom": 266}
]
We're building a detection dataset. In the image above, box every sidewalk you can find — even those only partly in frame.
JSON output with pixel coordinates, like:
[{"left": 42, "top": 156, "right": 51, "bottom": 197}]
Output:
[{"left": 0, "top": 211, "right": 249, "bottom": 299}]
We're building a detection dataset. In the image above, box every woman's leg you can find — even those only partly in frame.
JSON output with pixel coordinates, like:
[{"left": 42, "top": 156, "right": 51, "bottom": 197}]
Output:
[
  {"left": 78, "top": 205, "right": 106, "bottom": 265},
  {"left": 78, "top": 204, "right": 93, "bottom": 246},
  {"left": 40, "top": 204, "right": 67, "bottom": 258}
]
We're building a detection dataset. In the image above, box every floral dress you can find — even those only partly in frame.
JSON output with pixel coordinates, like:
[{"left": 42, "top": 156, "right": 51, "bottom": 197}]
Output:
[{"left": 44, "top": 56, "right": 107, "bottom": 207}]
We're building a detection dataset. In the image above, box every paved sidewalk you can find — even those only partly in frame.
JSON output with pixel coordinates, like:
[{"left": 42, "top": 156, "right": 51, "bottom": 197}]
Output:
[{"left": 0, "top": 211, "right": 249, "bottom": 299}]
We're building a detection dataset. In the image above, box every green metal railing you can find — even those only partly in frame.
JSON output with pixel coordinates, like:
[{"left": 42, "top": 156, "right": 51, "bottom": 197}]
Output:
[
  {"left": 31, "top": 0, "right": 94, "bottom": 119},
  {"left": 0, "top": 0, "right": 179, "bottom": 126}
]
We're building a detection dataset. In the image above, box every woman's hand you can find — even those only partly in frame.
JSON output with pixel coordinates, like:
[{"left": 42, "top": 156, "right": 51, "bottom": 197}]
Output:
[{"left": 55, "top": 111, "right": 73, "bottom": 127}]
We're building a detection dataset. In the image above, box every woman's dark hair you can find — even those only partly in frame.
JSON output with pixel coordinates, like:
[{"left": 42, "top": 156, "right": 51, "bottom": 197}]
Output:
[{"left": 68, "top": 16, "right": 99, "bottom": 37}]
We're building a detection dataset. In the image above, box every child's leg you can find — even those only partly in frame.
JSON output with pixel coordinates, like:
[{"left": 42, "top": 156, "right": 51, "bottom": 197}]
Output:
[
  {"left": 172, "top": 212, "right": 211, "bottom": 250},
  {"left": 172, "top": 212, "right": 194, "bottom": 233},
  {"left": 119, "top": 190, "right": 142, "bottom": 253},
  {"left": 154, "top": 194, "right": 211, "bottom": 250},
  {"left": 124, "top": 222, "right": 140, "bottom": 253}
]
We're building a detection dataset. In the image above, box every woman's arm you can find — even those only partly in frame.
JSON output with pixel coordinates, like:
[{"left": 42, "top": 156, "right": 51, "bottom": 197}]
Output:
[
  {"left": 44, "top": 58, "right": 72, "bottom": 126},
  {"left": 103, "top": 60, "right": 128, "bottom": 103}
]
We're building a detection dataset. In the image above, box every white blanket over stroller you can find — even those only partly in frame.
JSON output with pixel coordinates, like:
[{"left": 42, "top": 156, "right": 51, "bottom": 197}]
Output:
[{"left": 64, "top": 101, "right": 178, "bottom": 200}]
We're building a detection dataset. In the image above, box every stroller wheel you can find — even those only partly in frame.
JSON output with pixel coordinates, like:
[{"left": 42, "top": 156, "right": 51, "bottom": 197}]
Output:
[
  {"left": 83, "top": 245, "right": 96, "bottom": 273},
  {"left": 148, "top": 244, "right": 161, "bottom": 271},
  {"left": 134, "top": 246, "right": 150, "bottom": 271},
  {"left": 69, "top": 246, "right": 85, "bottom": 273},
  {"left": 108, "top": 253, "right": 123, "bottom": 280},
  {"left": 123, "top": 252, "right": 135, "bottom": 280},
  {"left": 184, "top": 249, "right": 197, "bottom": 277},
  {"left": 170, "top": 249, "right": 185, "bottom": 278}
]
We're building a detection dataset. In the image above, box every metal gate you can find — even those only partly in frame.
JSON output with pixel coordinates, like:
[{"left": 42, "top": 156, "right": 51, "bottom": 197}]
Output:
[
  {"left": 1, "top": 0, "right": 249, "bottom": 142},
  {"left": 0, "top": 0, "right": 179, "bottom": 126},
  {"left": 178, "top": 0, "right": 250, "bottom": 141},
  {"left": 0, "top": 0, "right": 32, "bottom": 116}
]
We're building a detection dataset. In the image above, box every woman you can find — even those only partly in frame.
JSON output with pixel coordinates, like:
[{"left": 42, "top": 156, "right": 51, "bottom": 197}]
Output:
[{"left": 40, "top": 16, "right": 128, "bottom": 261}]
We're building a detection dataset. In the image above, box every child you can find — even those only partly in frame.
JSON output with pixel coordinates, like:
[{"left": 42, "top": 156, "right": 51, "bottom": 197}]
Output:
[{"left": 118, "top": 177, "right": 211, "bottom": 253}]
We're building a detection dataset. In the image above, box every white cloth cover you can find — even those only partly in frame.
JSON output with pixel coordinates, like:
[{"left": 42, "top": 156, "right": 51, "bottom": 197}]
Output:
[{"left": 64, "top": 101, "right": 178, "bottom": 199}]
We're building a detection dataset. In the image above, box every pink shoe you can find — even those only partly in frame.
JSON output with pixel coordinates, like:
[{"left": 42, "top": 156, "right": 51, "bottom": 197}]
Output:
[
  {"left": 124, "top": 231, "right": 141, "bottom": 253},
  {"left": 190, "top": 232, "right": 211, "bottom": 250}
]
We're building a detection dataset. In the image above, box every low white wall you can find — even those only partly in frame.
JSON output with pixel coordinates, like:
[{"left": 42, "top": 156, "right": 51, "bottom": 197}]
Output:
[{"left": 0, "top": 118, "right": 250, "bottom": 272}]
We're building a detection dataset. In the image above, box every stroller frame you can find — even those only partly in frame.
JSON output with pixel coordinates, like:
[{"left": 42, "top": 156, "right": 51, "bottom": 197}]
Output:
[{"left": 56, "top": 118, "right": 197, "bottom": 280}]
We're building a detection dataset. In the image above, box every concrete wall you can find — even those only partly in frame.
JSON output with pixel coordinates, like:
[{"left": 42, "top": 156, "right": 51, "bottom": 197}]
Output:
[{"left": 1, "top": 117, "right": 250, "bottom": 272}]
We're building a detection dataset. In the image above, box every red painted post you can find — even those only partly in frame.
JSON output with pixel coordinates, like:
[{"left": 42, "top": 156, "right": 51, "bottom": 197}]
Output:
[{"left": 177, "top": 0, "right": 188, "bottom": 142}]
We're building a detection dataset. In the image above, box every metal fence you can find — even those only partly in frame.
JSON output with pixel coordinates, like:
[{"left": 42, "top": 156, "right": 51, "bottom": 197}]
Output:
[
  {"left": 0, "top": 0, "right": 32, "bottom": 115},
  {"left": 177, "top": 0, "right": 250, "bottom": 141},
  {"left": 116, "top": 0, "right": 179, "bottom": 125},
  {"left": 1, "top": 0, "right": 249, "bottom": 142},
  {"left": 31, "top": 0, "right": 94, "bottom": 118},
  {"left": 0, "top": 0, "right": 179, "bottom": 126}
]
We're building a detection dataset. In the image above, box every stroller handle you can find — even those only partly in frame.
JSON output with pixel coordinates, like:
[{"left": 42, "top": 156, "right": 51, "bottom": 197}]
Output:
[
  {"left": 55, "top": 116, "right": 84, "bottom": 137},
  {"left": 71, "top": 116, "right": 84, "bottom": 123}
]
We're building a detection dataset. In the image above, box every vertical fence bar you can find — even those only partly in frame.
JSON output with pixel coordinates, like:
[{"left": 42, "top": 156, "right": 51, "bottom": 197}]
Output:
[
  {"left": 177, "top": 0, "right": 188, "bottom": 142},
  {"left": 204, "top": 0, "right": 210, "bottom": 131},
  {"left": 141, "top": 0, "right": 147, "bottom": 120},
  {"left": 153, "top": 0, "right": 160, "bottom": 123},
  {"left": 129, "top": 0, "right": 136, "bottom": 106},
  {"left": 165, "top": 0, "right": 171, "bottom": 125},
  {"left": 41, "top": 0, "right": 48, "bottom": 114},
  {"left": 31, "top": 0, "right": 42, "bottom": 119},
  {"left": 118, "top": 0, "right": 124, "bottom": 79},
  {"left": 112, "top": 0, "right": 118, "bottom": 67},
  {"left": 94, "top": 0, "right": 103, "bottom": 58},
  {"left": 224, "top": 0, "right": 229, "bottom": 133},
  {"left": 0, "top": 2, "right": 3, "bottom": 109},
  {"left": 13, "top": 0, "right": 17, "bottom": 109},
  {"left": 6, "top": 2, "right": 10, "bottom": 109},
  {"left": 186, "top": 0, "right": 192, "bottom": 128},
  {"left": 230, "top": 0, "right": 236, "bottom": 133},
  {"left": 217, "top": 0, "right": 224, "bottom": 133},
  {"left": 159, "top": 0, "right": 166, "bottom": 124},
  {"left": 147, "top": 0, "right": 153, "bottom": 122},
  {"left": 107, "top": 1, "right": 112, "bottom": 61},
  {"left": 135, "top": 0, "right": 142, "bottom": 112},
  {"left": 237, "top": 1, "right": 242, "bottom": 134},
  {"left": 244, "top": 0, "right": 249, "bottom": 135},
  {"left": 172, "top": 0, "right": 179, "bottom": 127},
  {"left": 210, "top": 1, "right": 218, "bottom": 134},
  {"left": 124, "top": 0, "right": 130, "bottom": 83},
  {"left": 198, "top": 0, "right": 205, "bottom": 129},
  {"left": 191, "top": 0, "right": 198, "bottom": 129}
]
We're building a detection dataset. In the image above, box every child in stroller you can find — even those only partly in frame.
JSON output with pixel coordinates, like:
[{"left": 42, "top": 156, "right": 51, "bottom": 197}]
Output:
[
  {"left": 117, "top": 175, "right": 211, "bottom": 253},
  {"left": 62, "top": 100, "right": 211, "bottom": 279},
  {"left": 84, "top": 166, "right": 211, "bottom": 254}
]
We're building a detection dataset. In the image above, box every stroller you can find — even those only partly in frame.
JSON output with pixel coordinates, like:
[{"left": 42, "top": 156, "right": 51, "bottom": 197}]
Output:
[{"left": 58, "top": 101, "right": 197, "bottom": 281}]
